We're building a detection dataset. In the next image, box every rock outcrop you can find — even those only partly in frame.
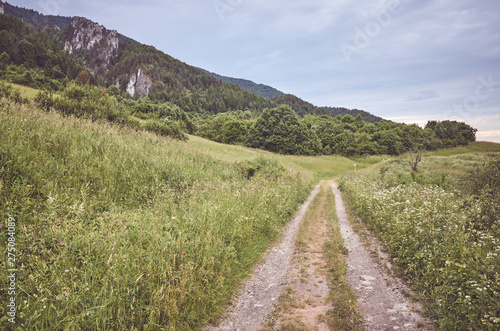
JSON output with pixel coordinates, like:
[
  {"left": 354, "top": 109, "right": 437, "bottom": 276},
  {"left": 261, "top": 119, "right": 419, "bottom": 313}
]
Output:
[
  {"left": 62, "top": 16, "right": 119, "bottom": 75},
  {"left": 0, "top": 1, "right": 5, "bottom": 15},
  {"left": 125, "top": 69, "right": 152, "bottom": 98}
]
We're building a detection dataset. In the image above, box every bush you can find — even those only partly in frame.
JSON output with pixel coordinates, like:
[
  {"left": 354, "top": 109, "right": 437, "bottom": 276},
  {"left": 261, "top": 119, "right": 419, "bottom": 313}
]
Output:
[
  {"left": 339, "top": 156, "right": 500, "bottom": 329},
  {"left": 466, "top": 155, "right": 500, "bottom": 232},
  {"left": 237, "top": 156, "right": 285, "bottom": 179},
  {"left": 142, "top": 119, "right": 187, "bottom": 141}
]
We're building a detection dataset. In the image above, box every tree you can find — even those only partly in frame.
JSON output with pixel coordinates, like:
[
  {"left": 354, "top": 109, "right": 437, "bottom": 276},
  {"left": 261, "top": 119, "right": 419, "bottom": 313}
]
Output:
[
  {"left": 17, "top": 40, "right": 35, "bottom": 67},
  {"left": 0, "top": 31, "right": 13, "bottom": 57},
  {"left": 75, "top": 70, "right": 91, "bottom": 86},
  {"left": 220, "top": 119, "right": 248, "bottom": 145},
  {"left": 0, "top": 51, "right": 11, "bottom": 70},
  {"left": 249, "top": 105, "right": 320, "bottom": 155},
  {"left": 108, "top": 84, "right": 120, "bottom": 97},
  {"left": 408, "top": 144, "right": 424, "bottom": 172}
]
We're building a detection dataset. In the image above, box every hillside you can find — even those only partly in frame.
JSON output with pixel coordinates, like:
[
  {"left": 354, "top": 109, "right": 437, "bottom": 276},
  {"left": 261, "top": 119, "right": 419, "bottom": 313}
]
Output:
[
  {"left": 0, "top": 0, "right": 383, "bottom": 121},
  {"left": 0, "top": 2, "right": 479, "bottom": 157},
  {"left": 0, "top": 96, "right": 311, "bottom": 329},
  {"left": 203, "top": 69, "right": 285, "bottom": 99}
]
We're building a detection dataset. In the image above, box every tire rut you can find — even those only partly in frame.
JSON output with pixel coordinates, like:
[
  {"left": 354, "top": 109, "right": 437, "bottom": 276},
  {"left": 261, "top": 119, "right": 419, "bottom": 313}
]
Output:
[
  {"left": 331, "top": 183, "right": 430, "bottom": 331},
  {"left": 209, "top": 184, "right": 320, "bottom": 331}
]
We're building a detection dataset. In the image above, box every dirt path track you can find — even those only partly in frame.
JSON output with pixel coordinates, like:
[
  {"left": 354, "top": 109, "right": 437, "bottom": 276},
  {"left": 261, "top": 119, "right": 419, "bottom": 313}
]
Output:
[
  {"left": 211, "top": 185, "right": 320, "bottom": 331},
  {"left": 210, "top": 183, "right": 429, "bottom": 331}
]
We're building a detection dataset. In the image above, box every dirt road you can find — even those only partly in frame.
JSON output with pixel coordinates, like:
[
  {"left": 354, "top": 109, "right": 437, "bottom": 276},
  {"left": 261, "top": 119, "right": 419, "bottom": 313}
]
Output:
[{"left": 210, "top": 182, "right": 430, "bottom": 330}]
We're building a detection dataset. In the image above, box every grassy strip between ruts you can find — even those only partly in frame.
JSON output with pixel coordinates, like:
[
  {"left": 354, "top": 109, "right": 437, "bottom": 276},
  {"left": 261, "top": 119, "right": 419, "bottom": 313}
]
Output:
[
  {"left": 0, "top": 99, "right": 312, "bottom": 330},
  {"left": 266, "top": 183, "right": 363, "bottom": 330},
  {"left": 323, "top": 183, "right": 364, "bottom": 330},
  {"left": 339, "top": 153, "right": 500, "bottom": 330}
]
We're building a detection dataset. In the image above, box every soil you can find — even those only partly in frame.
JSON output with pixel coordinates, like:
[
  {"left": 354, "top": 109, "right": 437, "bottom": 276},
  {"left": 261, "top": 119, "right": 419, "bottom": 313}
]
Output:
[
  {"left": 209, "top": 182, "right": 431, "bottom": 331},
  {"left": 209, "top": 184, "right": 321, "bottom": 331},
  {"left": 267, "top": 182, "right": 333, "bottom": 331}
]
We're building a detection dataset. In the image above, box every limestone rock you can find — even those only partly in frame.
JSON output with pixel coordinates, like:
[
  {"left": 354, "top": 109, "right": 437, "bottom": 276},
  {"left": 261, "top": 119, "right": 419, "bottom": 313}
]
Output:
[
  {"left": 126, "top": 69, "right": 152, "bottom": 98},
  {"left": 62, "top": 16, "right": 119, "bottom": 74}
]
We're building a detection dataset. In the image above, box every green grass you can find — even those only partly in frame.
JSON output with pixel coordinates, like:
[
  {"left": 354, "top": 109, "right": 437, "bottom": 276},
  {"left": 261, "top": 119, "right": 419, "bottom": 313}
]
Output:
[
  {"left": 0, "top": 100, "right": 313, "bottom": 330},
  {"left": 3, "top": 81, "right": 41, "bottom": 100},
  {"left": 424, "top": 141, "right": 500, "bottom": 156},
  {"left": 188, "top": 135, "right": 383, "bottom": 181},
  {"left": 0, "top": 95, "right": 383, "bottom": 329},
  {"left": 322, "top": 183, "right": 363, "bottom": 330}
]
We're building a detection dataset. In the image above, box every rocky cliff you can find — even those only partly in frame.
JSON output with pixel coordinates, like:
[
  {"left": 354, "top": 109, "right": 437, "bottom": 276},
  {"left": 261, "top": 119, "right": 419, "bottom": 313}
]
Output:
[
  {"left": 125, "top": 68, "right": 152, "bottom": 98},
  {"left": 62, "top": 16, "right": 119, "bottom": 76},
  {"left": 0, "top": 1, "right": 4, "bottom": 15}
]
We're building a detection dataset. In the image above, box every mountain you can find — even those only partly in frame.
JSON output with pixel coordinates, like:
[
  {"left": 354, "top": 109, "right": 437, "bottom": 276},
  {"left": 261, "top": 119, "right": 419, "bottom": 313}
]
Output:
[
  {"left": 0, "top": 0, "right": 385, "bottom": 122},
  {"left": 202, "top": 69, "right": 285, "bottom": 99},
  {"left": 2, "top": 1, "right": 71, "bottom": 29}
]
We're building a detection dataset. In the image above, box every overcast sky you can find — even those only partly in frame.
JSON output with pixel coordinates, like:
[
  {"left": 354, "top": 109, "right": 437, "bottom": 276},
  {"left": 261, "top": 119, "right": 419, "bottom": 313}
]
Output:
[{"left": 8, "top": 0, "right": 500, "bottom": 142}]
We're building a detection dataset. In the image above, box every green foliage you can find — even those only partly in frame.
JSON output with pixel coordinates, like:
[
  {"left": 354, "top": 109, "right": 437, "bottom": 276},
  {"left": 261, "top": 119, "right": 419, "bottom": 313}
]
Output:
[
  {"left": 142, "top": 118, "right": 187, "bottom": 141},
  {"left": 0, "top": 15, "right": 83, "bottom": 90},
  {"left": 237, "top": 156, "right": 285, "bottom": 179},
  {"left": 464, "top": 155, "right": 500, "bottom": 233},
  {"left": 34, "top": 83, "right": 125, "bottom": 122},
  {"left": 209, "top": 71, "right": 285, "bottom": 99},
  {"left": 0, "top": 8, "right": 478, "bottom": 158},
  {"left": 196, "top": 112, "right": 250, "bottom": 145},
  {"left": 105, "top": 41, "right": 275, "bottom": 114},
  {"left": 32, "top": 83, "right": 193, "bottom": 141},
  {"left": 425, "top": 120, "right": 478, "bottom": 148},
  {"left": 249, "top": 105, "right": 321, "bottom": 156},
  {"left": 0, "top": 80, "right": 29, "bottom": 104}
]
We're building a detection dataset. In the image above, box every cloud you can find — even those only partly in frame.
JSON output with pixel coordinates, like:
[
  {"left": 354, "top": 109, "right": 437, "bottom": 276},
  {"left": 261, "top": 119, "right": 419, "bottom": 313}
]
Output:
[{"left": 405, "top": 90, "right": 439, "bottom": 101}]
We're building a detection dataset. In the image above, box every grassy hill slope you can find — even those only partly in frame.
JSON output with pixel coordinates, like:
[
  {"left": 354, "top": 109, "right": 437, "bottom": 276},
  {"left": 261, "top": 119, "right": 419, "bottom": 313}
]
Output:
[{"left": 0, "top": 93, "right": 382, "bottom": 329}]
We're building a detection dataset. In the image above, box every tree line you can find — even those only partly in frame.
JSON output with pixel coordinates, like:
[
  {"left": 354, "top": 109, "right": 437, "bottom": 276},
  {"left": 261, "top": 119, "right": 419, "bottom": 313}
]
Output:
[{"left": 196, "top": 105, "right": 477, "bottom": 156}]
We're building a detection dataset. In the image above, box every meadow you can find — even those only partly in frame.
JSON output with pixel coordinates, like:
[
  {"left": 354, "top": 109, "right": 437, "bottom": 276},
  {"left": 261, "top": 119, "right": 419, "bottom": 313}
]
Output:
[
  {"left": 0, "top": 87, "right": 377, "bottom": 330},
  {"left": 339, "top": 149, "right": 500, "bottom": 330},
  {"left": 0, "top": 97, "right": 313, "bottom": 329},
  {"left": 2, "top": 80, "right": 498, "bottom": 329}
]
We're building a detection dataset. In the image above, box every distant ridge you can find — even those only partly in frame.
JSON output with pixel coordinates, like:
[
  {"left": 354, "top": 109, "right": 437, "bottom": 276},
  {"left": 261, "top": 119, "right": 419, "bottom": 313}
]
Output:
[{"left": 202, "top": 69, "right": 285, "bottom": 99}]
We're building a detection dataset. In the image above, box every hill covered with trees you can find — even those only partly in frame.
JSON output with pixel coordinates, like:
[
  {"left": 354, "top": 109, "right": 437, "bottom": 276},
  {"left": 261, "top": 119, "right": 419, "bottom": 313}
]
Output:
[
  {"left": 0, "top": 1, "right": 383, "bottom": 122},
  {"left": 0, "top": 4, "right": 478, "bottom": 157},
  {"left": 203, "top": 70, "right": 286, "bottom": 99}
]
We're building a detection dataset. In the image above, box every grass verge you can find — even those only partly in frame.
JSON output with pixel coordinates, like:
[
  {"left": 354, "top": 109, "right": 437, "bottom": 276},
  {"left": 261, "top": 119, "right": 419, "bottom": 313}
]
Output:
[{"left": 339, "top": 152, "right": 500, "bottom": 330}]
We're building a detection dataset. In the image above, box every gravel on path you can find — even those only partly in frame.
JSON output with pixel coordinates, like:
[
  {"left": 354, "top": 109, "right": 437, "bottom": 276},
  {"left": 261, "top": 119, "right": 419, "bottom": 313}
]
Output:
[{"left": 210, "top": 184, "right": 321, "bottom": 331}]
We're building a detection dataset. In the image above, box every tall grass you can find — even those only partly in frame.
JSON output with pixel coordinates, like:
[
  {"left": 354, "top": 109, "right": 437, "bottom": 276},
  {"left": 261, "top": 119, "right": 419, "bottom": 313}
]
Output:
[
  {"left": 339, "top": 154, "right": 500, "bottom": 330},
  {"left": 0, "top": 99, "right": 311, "bottom": 329}
]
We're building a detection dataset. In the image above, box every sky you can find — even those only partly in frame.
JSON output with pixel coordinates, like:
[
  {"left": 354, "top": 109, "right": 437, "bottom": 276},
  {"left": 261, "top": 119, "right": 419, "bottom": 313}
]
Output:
[{"left": 8, "top": 0, "right": 500, "bottom": 142}]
